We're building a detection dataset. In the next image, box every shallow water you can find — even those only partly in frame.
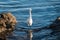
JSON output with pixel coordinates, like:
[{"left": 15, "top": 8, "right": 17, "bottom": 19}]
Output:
[{"left": 0, "top": 0, "right": 60, "bottom": 40}]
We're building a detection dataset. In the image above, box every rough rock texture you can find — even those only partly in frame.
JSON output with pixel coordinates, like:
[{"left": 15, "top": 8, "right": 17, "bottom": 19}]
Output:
[
  {"left": 0, "top": 18, "right": 6, "bottom": 33},
  {"left": 49, "top": 16, "right": 60, "bottom": 35},
  {"left": 0, "top": 12, "right": 16, "bottom": 32},
  {"left": 0, "top": 12, "right": 17, "bottom": 40},
  {"left": 49, "top": 17, "right": 60, "bottom": 31}
]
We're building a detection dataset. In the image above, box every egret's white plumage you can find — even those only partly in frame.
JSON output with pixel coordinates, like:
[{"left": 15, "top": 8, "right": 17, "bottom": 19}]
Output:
[{"left": 27, "top": 8, "right": 33, "bottom": 26}]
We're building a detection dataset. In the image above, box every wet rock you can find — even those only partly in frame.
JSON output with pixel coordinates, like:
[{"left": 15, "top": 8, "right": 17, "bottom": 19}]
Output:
[
  {"left": 49, "top": 17, "right": 60, "bottom": 30},
  {"left": 0, "top": 18, "right": 6, "bottom": 33},
  {"left": 1, "top": 12, "right": 17, "bottom": 25},
  {"left": 1, "top": 12, "right": 16, "bottom": 32},
  {"left": 0, "top": 12, "right": 17, "bottom": 39},
  {"left": 49, "top": 16, "right": 60, "bottom": 34}
]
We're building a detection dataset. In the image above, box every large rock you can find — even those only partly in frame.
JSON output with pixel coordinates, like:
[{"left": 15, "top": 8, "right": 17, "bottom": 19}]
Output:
[
  {"left": 49, "top": 17, "right": 60, "bottom": 30},
  {"left": 49, "top": 16, "right": 60, "bottom": 35},
  {"left": 0, "top": 12, "right": 17, "bottom": 33},
  {"left": 0, "top": 12, "right": 17, "bottom": 40}
]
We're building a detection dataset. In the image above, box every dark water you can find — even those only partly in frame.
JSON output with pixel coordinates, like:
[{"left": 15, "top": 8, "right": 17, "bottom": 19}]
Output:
[{"left": 0, "top": 0, "right": 60, "bottom": 40}]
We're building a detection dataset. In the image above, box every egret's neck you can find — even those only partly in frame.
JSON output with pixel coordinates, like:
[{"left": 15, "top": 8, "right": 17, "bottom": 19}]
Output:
[{"left": 29, "top": 9, "right": 32, "bottom": 18}]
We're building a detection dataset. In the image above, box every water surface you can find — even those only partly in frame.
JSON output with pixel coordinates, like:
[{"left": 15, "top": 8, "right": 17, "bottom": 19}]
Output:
[{"left": 0, "top": 0, "right": 60, "bottom": 40}]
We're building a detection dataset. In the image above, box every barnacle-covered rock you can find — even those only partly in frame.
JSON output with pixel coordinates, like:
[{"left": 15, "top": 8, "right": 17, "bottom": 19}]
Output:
[{"left": 0, "top": 12, "right": 17, "bottom": 33}]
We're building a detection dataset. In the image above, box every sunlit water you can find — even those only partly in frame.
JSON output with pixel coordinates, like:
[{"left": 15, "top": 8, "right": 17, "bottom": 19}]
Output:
[{"left": 0, "top": 0, "right": 60, "bottom": 40}]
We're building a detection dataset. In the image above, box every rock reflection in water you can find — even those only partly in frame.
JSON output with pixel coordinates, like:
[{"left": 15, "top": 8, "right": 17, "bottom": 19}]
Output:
[{"left": 0, "top": 32, "right": 6, "bottom": 40}]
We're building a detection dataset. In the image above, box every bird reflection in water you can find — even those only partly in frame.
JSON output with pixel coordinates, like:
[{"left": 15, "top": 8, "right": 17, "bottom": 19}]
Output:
[
  {"left": 26, "top": 30, "right": 33, "bottom": 40},
  {"left": 16, "top": 27, "right": 45, "bottom": 40}
]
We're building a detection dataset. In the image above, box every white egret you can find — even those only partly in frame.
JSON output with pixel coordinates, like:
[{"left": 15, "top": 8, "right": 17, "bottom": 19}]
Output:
[{"left": 27, "top": 8, "right": 33, "bottom": 26}]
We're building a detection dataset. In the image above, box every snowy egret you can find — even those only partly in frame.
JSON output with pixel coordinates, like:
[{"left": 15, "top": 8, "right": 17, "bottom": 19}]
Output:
[{"left": 27, "top": 8, "right": 33, "bottom": 26}]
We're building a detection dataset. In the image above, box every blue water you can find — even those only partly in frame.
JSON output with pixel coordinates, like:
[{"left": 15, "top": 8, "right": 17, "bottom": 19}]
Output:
[{"left": 0, "top": 0, "right": 60, "bottom": 40}]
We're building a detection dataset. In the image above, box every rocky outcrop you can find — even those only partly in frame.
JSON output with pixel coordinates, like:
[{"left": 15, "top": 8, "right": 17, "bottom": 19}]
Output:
[
  {"left": 0, "top": 12, "right": 17, "bottom": 33},
  {"left": 0, "top": 12, "right": 17, "bottom": 40},
  {"left": 49, "top": 16, "right": 60, "bottom": 35},
  {"left": 49, "top": 17, "right": 60, "bottom": 31}
]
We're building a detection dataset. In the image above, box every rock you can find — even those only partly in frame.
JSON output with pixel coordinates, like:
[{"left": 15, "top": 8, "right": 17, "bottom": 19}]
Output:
[
  {"left": 0, "top": 12, "right": 17, "bottom": 40},
  {"left": 0, "top": 18, "right": 6, "bottom": 33},
  {"left": 49, "top": 17, "right": 60, "bottom": 34},
  {"left": 0, "top": 12, "right": 17, "bottom": 33},
  {"left": 49, "top": 17, "right": 60, "bottom": 30},
  {"left": 0, "top": 32, "right": 6, "bottom": 40},
  {"left": 1, "top": 12, "right": 17, "bottom": 25}
]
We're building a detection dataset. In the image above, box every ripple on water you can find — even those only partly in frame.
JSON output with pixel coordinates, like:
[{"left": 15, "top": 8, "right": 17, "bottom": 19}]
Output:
[{"left": 0, "top": 0, "right": 60, "bottom": 40}]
